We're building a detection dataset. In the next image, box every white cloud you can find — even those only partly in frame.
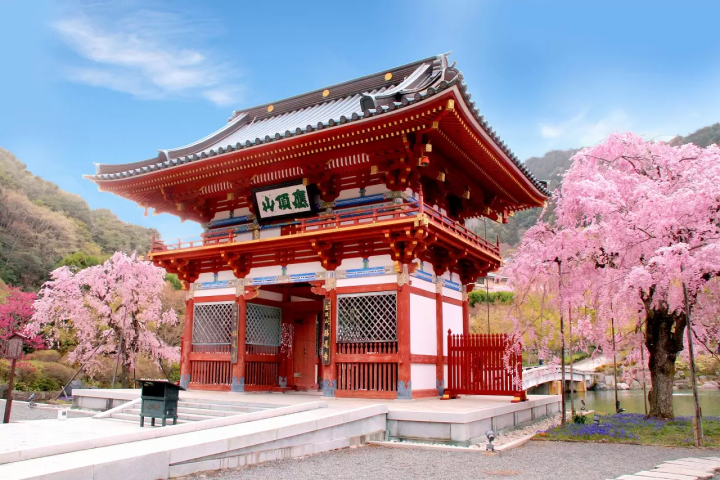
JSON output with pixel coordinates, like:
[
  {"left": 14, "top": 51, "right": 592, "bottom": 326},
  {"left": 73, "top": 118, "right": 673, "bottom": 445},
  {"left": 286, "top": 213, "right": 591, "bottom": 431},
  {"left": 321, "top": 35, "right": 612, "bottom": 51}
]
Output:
[
  {"left": 54, "top": 10, "right": 242, "bottom": 106},
  {"left": 539, "top": 109, "right": 632, "bottom": 147}
]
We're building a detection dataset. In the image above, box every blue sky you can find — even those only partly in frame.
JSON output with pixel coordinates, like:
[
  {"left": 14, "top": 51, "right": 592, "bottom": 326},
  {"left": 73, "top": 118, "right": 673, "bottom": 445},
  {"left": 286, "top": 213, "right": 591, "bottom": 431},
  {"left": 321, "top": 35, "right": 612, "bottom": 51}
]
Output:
[{"left": 1, "top": 0, "right": 719, "bottom": 241}]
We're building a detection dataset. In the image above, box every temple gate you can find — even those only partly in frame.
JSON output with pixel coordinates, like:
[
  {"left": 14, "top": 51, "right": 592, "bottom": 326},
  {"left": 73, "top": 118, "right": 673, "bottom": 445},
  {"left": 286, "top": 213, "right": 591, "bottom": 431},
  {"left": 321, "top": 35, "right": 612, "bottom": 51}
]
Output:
[{"left": 85, "top": 53, "right": 548, "bottom": 399}]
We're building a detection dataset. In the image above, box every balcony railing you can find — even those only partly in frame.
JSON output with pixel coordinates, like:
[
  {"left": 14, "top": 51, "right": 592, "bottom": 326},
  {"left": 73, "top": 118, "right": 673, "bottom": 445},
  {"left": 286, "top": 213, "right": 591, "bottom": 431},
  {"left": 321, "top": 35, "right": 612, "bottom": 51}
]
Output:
[{"left": 151, "top": 202, "right": 500, "bottom": 257}]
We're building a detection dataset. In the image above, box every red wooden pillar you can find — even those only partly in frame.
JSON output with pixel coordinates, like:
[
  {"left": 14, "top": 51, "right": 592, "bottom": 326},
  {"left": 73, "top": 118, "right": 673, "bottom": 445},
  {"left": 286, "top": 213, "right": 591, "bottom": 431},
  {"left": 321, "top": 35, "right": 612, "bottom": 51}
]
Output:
[
  {"left": 435, "top": 283, "right": 444, "bottom": 396},
  {"left": 180, "top": 296, "right": 194, "bottom": 389},
  {"left": 397, "top": 282, "right": 411, "bottom": 399},
  {"left": 462, "top": 285, "right": 470, "bottom": 335},
  {"left": 231, "top": 293, "right": 246, "bottom": 392}
]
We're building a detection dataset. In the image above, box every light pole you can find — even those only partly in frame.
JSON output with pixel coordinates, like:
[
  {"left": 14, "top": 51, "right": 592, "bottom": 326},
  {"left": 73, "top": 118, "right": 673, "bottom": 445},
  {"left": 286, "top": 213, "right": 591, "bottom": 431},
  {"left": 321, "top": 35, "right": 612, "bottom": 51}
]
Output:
[{"left": 556, "top": 259, "right": 566, "bottom": 427}]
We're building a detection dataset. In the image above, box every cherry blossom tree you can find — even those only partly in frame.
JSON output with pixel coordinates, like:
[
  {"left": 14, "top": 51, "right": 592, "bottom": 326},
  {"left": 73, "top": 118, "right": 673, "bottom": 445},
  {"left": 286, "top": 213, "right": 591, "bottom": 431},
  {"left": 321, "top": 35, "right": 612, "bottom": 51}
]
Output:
[
  {"left": 0, "top": 286, "right": 42, "bottom": 348},
  {"left": 502, "top": 132, "right": 720, "bottom": 419},
  {"left": 29, "top": 252, "right": 180, "bottom": 386}
]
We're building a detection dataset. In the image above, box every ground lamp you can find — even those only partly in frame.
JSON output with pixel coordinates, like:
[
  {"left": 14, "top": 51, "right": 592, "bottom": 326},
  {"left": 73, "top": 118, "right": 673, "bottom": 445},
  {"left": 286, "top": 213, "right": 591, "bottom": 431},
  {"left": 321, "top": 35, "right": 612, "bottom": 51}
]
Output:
[
  {"left": 2, "top": 332, "right": 27, "bottom": 424},
  {"left": 485, "top": 430, "right": 495, "bottom": 451}
]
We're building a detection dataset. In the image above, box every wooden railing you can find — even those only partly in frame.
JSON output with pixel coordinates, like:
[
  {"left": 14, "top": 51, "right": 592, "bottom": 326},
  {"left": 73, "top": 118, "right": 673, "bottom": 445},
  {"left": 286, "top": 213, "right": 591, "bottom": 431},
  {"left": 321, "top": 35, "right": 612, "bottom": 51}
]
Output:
[
  {"left": 190, "top": 360, "right": 231, "bottom": 386},
  {"left": 245, "top": 362, "right": 278, "bottom": 387},
  {"left": 446, "top": 331, "right": 524, "bottom": 397},
  {"left": 150, "top": 202, "right": 500, "bottom": 257},
  {"left": 336, "top": 362, "right": 398, "bottom": 393},
  {"left": 336, "top": 341, "right": 398, "bottom": 355},
  {"left": 191, "top": 343, "right": 231, "bottom": 354}
]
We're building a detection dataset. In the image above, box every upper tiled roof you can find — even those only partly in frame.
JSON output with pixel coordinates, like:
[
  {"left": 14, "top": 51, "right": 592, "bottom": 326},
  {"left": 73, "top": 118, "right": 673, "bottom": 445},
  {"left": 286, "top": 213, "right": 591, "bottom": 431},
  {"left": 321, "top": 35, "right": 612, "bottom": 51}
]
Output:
[{"left": 88, "top": 53, "right": 549, "bottom": 196}]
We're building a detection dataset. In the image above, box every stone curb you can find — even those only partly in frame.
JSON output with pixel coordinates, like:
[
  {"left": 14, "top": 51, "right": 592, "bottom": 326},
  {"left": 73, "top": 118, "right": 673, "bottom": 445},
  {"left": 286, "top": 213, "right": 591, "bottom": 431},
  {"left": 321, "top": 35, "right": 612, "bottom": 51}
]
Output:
[
  {"left": 614, "top": 456, "right": 720, "bottom": 480},
  {"left": 366, "top": 441, "right": 499, "bottom": 455},
  {"left": 495, "top": 433, "right": 536, "bottom": 452}
]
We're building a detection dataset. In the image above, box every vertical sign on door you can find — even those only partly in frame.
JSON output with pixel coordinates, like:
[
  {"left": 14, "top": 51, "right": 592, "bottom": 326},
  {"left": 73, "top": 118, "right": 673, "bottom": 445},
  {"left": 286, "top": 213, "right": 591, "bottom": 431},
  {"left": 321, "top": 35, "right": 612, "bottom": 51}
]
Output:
[
  {"left": 321, "top": 299, "right": 332, "bottom": 366},
  {"left": 230, "top": 303, "right": 239, "bottom": 364}
]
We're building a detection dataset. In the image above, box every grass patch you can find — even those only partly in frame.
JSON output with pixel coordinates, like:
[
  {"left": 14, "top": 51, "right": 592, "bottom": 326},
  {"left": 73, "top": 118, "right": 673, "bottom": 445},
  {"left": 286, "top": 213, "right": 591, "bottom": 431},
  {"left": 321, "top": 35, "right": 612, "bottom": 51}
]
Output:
[{"left": 540, "top": 413, "right": 720, "bottom": 448}]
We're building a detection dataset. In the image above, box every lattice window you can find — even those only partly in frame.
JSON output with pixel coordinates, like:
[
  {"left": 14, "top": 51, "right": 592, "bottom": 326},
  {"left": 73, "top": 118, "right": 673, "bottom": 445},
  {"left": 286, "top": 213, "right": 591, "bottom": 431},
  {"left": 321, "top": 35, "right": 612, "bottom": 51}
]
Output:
[
  {"left": 337, "top": 292, "right": 397, "bottom": 342},
  {"left": 246, "top": 303, "right": 282, "bottom": 346},
  {"left": 192, "top": 302, "right": 236, "bottom": 346}
]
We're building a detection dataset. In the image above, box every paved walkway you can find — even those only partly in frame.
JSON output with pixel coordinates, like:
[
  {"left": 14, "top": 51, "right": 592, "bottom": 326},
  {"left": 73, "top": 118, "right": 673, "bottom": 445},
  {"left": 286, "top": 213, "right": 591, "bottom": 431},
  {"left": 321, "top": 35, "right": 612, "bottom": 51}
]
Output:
[
  {"left": 177, "top": 441, "right": 720, "bottom": 480},
  {"left": 0, "top": 400, "right": 94, "bottom": 422},
  {"left": 573, "top": 355, "right": 609, "bottom": 373}
]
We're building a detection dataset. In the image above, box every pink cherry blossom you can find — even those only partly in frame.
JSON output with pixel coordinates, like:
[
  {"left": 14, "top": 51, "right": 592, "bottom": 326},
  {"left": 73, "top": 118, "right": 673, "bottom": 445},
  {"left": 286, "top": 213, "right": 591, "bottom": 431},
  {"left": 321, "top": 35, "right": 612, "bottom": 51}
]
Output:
[
  {"left": 28, "top": 252, "right": 179, "bottom": 379},
  {"left": 502, "top": 132, "right": 720, "bottom": 418}
]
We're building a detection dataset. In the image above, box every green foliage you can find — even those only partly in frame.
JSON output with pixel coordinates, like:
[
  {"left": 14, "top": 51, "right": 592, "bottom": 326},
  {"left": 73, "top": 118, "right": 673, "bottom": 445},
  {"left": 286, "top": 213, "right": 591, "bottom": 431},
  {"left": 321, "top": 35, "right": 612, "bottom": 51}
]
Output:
[
  {"left": 27, "top": 349, "right": 62, "bottom": 362},
  {"left": 0, "top": 148, "right": 157, "bottom": 288},
  {"left": 468, "top": 290, "right": 514, "bottom": 306},
  {"left": 56, "top": 251, "right": 102, "bottom": 271},
  {"left": 165, "top": 273, "right": 183, "bottom": 291},
  {"left": 573, "top": 413, "right": 588, "bottom": 424}
]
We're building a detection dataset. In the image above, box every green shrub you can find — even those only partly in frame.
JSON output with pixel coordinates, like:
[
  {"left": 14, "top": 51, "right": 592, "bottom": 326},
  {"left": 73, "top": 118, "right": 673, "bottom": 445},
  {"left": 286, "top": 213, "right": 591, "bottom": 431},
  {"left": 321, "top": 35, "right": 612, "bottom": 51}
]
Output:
[
  {"left": 573, "top": 413, "right": 587, "bottom": 424},
  {"left": 27, "top": 350, "right": 62, "bottom": 362},
  {"left": 41, "top": 362, "right": 75, "bottom": 386},
  {"left": 468, "top": 290, "right": 514, "bottom": 306}
]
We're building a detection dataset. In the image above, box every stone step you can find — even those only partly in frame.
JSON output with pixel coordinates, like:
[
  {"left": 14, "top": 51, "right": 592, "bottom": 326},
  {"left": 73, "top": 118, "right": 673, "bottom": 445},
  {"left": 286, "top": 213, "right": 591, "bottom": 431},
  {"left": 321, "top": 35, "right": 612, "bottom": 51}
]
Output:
[
  {"left": 177, "top": 400, "right": 267, "bottom": 413},
  {"left": 108, "top": 413, "right": 189, "bottom": 425},
  {"left": 121, "top": 408, "right": 218, "bottom": 422}
]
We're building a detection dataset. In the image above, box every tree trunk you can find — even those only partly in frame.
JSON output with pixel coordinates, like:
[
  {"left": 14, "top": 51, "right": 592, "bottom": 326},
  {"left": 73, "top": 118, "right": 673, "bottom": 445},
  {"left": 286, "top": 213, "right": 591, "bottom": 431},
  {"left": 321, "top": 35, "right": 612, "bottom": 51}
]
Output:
[{"left": 645, "top": 306, "right": 685, "bottom": 419}]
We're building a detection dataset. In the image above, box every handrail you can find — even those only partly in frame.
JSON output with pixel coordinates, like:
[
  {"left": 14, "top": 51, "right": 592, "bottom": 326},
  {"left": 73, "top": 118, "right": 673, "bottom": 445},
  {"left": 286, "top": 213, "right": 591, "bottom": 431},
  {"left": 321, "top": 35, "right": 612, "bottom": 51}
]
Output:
[{"left": 151, "top": 202, "right": 501, "bottom": 257}]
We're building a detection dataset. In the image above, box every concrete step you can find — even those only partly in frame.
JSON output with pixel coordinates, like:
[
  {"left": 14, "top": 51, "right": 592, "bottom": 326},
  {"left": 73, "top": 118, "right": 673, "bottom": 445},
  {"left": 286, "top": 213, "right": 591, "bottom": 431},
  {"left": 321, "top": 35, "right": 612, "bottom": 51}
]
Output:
[
  {"left": 175, "top": 406, "right": 244, "bottom": 417},
  {"left": 108, "top": 412, "right": 189, "bottom": 425},
  {"left": 177, "top": 400, "right": 267, "bottom": 413},
  {"left": 121, "top": 408, "right": 219, "bottom": 422},
  {"left": 0, "top": 404, "right": 388, "bottom": 480}
]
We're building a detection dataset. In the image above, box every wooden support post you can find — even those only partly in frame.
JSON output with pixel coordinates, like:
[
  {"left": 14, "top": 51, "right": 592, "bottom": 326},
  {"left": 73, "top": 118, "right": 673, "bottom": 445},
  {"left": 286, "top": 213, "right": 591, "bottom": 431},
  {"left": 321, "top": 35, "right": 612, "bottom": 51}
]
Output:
[
  {"left": 180, "top": 297, "right": 194, "bottom": 389},
  {"left": 462, "top": 285, "right": 470, "bottom": 335},
  {"left": 397, "top": 282, "right": 412, "bottom": 399},
  {"left": 231, "top": 294, "right": 246, "bottom": 392},
  {"left": 435, "top": 283, "right": 445, "bottom": 396}
]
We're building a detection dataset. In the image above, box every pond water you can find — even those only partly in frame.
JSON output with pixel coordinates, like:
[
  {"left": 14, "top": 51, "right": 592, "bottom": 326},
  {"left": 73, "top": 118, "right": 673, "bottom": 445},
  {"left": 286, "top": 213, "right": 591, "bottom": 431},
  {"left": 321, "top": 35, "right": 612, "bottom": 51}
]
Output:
[{"left": 565, "top": 389, "right": 720, "bottom": 416}]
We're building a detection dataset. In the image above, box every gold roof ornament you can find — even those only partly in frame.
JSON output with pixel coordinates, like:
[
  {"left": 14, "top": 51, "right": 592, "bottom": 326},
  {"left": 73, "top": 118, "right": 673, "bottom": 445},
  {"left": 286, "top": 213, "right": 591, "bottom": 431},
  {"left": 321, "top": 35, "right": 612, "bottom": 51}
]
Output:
[
  {"left": 322, "top": 89, "right": 330, "bottom": 98},
  {"left": 384, "top": 72, "right": 393, "bottom": 81},
  {"left": 267, "top": 105, "right": 274, "bottom": 113}
]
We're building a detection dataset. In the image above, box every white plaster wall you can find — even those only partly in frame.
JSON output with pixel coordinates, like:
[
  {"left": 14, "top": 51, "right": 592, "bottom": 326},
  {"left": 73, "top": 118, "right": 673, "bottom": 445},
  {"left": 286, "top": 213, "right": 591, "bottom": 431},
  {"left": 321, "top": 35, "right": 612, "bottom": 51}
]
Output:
[
  {"left": 410, "top": 294, "right": 436, "bottom": 355},
  {"left": 248, "top": 266, "right": 283, "bottom": 278},
  {"left": 195, "top": 288, "right": 235, "bottom": 298},
  {"left": 368, "top": 254, "right": 393, "bottom": 266},
  {"left": 411, "top": 274, "right": 436, "bottom": 293},
  {"left": 197, "top": 271, "right": 235, "bottom": 283},
  {"left": 442, "top": 303, "right": 463, "bottom": 355},
  {"left": 410, "top": 364, "right": 436, "bottom": 390},
  {"left": 335, "top": 183, "right": 387, "bottom": 201},
  {"left": 235, "top": 232, "right": 253, "bottom": 242},
  {"left": 211, "top": 207, "right": 251, "bottom": 222},
  {"left": 285, "top": 261, "right": 323, "bottom": 275},
  {"left": 337, "top": 275, "right": 395, "bottom": 288},
  {"left": 259, "top": 289, "right": 283, "bottom": 302},
  {"left": 259, "top": 227, "right": 281, "bottom": 239},
  {"left": 442, "top": 287, "right": 462, "bottom": 301}
]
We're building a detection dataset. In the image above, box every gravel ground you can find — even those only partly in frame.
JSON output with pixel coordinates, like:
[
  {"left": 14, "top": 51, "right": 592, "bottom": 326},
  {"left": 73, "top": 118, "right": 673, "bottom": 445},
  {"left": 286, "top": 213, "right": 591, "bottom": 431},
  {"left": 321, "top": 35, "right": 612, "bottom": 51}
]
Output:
[
  {"left": 0, "top": 399, "right": 95, "bottom": 422},
  {"left": 180, "top": 441, "right": 720, "bottom": 480}
]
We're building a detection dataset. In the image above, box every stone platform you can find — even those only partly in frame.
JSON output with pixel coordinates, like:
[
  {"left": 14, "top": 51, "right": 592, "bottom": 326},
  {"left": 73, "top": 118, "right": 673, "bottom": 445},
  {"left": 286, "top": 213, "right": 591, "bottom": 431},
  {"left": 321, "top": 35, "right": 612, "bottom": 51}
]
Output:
[{"left": 73, "top": 388, "right": 561, "bottom": 445}]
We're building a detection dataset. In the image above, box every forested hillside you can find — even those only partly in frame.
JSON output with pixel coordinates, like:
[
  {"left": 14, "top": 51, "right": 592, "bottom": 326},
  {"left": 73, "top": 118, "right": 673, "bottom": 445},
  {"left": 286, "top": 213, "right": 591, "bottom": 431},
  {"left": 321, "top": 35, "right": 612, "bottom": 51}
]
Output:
[
  {"left": 0, "top": 148, "right": 157, "bottom": 288},
  {"left": 470, "top": 124, "right": 720, "bottom": 252}
]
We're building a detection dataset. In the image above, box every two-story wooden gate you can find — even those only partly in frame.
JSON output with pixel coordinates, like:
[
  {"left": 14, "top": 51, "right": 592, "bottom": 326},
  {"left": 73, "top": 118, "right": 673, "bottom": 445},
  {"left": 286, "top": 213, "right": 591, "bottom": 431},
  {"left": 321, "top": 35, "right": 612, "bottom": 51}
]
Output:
[{"left": 446, "top": 330, "right": 526, "bottom": 402}]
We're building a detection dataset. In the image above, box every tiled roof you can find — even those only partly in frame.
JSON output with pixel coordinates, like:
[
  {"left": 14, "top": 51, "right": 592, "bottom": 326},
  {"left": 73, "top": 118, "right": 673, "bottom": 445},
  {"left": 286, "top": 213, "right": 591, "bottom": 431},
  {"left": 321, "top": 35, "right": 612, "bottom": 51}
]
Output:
[{"left": 88, "top": 54, "right": 549, "bottom": 197}]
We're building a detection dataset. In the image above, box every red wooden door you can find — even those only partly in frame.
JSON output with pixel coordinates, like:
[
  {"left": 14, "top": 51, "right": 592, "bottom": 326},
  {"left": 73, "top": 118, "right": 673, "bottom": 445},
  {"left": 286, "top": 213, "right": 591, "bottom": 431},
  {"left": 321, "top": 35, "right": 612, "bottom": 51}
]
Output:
[{"left": 292, "top": 313, "right": 318, "bottom": 389}]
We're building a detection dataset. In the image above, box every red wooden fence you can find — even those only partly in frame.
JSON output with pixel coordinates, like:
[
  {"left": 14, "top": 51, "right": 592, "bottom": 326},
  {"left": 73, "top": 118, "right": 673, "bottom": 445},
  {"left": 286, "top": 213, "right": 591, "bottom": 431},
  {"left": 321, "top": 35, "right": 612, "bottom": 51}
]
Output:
[{"left": 446, "top": 330, "right": 526, "bottom": 400}]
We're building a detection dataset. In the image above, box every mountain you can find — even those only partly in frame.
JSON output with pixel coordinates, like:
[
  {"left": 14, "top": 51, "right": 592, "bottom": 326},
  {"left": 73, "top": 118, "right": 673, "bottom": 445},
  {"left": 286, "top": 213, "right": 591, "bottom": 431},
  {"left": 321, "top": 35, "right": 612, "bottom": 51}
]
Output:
[
  {"left": 0, "top": 148, "right": 157, "bottom": 289},
  {"left": 470, "top": 124, "right": 720, "bottom": 252},
  {"left": 670, "top": 123, "right": 720, "bottom": 148}
]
